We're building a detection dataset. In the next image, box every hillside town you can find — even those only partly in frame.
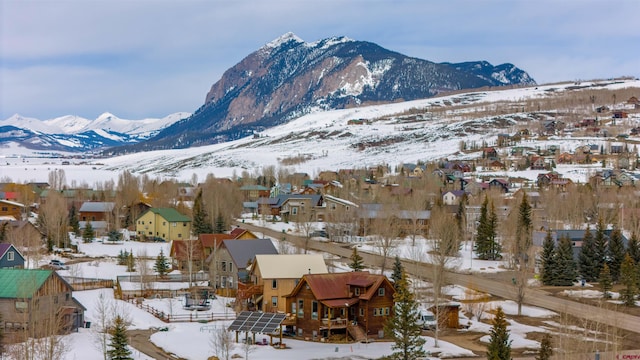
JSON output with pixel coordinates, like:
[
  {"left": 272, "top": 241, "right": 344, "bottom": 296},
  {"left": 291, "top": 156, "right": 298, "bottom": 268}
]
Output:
[{"left": 2, "top": 90, "right": 640, "bottom": 359}]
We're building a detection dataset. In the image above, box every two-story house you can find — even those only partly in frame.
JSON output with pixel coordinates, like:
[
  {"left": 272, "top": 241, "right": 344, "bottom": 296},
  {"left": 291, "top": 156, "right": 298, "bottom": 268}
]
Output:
[
  {"left": 0, "top": 199, "right": 24, "bottom": 220},
  {"left": 136, "top": 208, "right": 191, "bottom": 242},
  {"left": 246, "top": 254, "right": 327, "bottom": 314},
  {"left": 285, "top": 271, "right": 395, "bottom": 342},
  {"left": 0, "top": 269, "right": 86, "bottom": 337}
]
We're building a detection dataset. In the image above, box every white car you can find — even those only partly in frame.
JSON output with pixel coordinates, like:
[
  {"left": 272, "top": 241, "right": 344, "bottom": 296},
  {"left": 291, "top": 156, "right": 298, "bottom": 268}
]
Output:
[{"left": 48, "top": 259, "right": 69, "bottom": 270}]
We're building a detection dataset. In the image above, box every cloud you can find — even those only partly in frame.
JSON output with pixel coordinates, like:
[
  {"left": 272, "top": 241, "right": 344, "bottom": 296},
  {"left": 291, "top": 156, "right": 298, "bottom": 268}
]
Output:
[{"left": 1, "top": 0, "right": 638, "bottom": 120}]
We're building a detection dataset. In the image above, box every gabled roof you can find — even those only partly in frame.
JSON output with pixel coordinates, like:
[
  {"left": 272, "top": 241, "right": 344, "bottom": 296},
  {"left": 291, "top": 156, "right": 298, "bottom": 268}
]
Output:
[
  {"left": 289, "top": 271, "right": 393, "bottom": 304},
  {"left": 223, "top": 239, "right": 278, "bottom": 269},
  {"left": 142, "top": 208, "right": 191, "bottom": 222},
  {"left": 229, "top": 227, "right": 258, "bottom": 239},
  {"left": 79, "top": 201, "right": 115, "bottom": 212},
  {"left": 0, "top": 199, "right": 24, "bottom": 208},
  {"left": 199, "top": 234, "right": 234, "bottom": 249},
  {"left": 254, "top": 254, "right": 327, "bottom": 279},
  {"left": 239, "top": 185, "right": 270, "bottom": 191},
  {"left": 170, "top": 240, "right": 203, "bottom": 260},
  {"left": 0, "top": 243, "right": 23, "bottom": 260},
  {"left": 0, "top": 269, "right": 53, "bottom": 298}
]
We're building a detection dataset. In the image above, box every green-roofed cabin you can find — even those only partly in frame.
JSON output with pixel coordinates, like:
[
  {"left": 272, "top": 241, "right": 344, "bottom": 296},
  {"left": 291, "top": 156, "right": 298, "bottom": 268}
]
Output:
[
  {"left": 0, "top": 268, "right": 86, "bottom": 337},
  {"left": 136, "top": 207, "right": 192, "bottom": 242}
]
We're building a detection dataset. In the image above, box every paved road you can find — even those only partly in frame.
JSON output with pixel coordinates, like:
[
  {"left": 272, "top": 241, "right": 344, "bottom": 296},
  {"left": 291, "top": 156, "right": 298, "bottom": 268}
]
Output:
[
  {"left": 129, "top": 329, "right": 186, "bottom": 360},
  {"left": 240, "top": 221, "right": 640, "bottom": 336}
]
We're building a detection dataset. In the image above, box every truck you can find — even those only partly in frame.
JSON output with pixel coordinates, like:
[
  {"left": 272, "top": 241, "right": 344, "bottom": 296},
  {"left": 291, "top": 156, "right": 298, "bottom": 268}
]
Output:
[{"left": 416, "top": 309, "right": 437, "bottom": 330}]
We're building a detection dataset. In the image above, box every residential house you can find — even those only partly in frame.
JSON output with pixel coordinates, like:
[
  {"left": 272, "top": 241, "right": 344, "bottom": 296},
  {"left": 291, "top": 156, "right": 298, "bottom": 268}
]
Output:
[
  {"left": 0, "top": 244, "right": 24, "bottom": 268},
  {"left": 482, "top": 147, "right": 498, "bottom": 160},
  {"left": 285, "top": 271, "right": 395, "bottom": 341},
  {"left": 529, "top": 156, "right": 546, "bottom": 170},
  {"left": 136, "top": 208, "right": 191, "bottom": 241},
  {"left": 463, "top": 180, "right": 489, "bottom": 196},
  {"left": 613, "top": 110, "right": 628, "bottom": 119},
  {"left": 0, "top": 269, "right": 85, "bottom": 337},
  {"left": 0, "top": 199, "right": 24, "bottom": 220},
  {"left": 210, "top": 239, "right": 278, "bottom": 296},
  {"left": 239, "top": 185, "right": 270, "bottom": 202},
  {"left": 358, "top": 203, "right": 430, "bottom": 237},
  {"left": 557, "top": 152, "right": 573, "bottom": 164},
  {"left": 318, "top": 171, "right": 339, "bottom": 182},
  {"left": 442, "top": 190, "right": 466, "bottom": 206},
  {"left": 533, "top": 229, "right": 627, "bottom": 260},
  {"left": 170, "top": 239, "right": 205, "bottom": 271},
  {"left": 78, "top": 201, "right": 115, "bottom": 222},
  {"left": 488, "top": 178, "right": 510, "bottom": 193},
  {"left": 245, "top": 254, "right": 327, "bottom": 314},
  {"left": 279, "top": 194, "right": 324, "bottom": 222}
]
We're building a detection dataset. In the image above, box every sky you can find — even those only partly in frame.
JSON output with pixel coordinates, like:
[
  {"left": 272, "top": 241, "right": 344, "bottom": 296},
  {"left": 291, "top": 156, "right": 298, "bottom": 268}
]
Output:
[{"left": 1, "top": 0, "right": 639, "bottom": 121}]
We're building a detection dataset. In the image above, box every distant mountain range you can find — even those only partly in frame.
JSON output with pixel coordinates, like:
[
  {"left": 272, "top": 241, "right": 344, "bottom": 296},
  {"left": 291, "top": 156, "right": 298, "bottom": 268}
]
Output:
[
  {"left": 2, "top": 33, "right": 535, "bottom": 154},
  {"left": 0, "top": 112, "right": 188, "bottom": 153}
]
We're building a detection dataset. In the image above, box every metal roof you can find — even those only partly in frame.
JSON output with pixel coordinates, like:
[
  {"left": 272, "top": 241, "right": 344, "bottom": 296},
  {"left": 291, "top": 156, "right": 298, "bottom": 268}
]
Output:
[
  {"left": 228, "top": 311, "right": 286, "bottom": 334},
  {"left": 0, "top": 269, "right": 52, "bottom": 298},
  {"left": 254, "top": 254, "right": 327, "bottom": 279},
  {"left": 223, "top": 239, "right": 278, "bottom": 270},
  {"left": 79, "top": 202, "right": 115, "bottom": 212}
]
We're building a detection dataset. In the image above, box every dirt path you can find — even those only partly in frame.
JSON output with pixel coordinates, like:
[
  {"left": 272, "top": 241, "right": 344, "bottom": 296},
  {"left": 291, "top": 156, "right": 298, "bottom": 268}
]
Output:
[{"left": 128, "top": 329, "right": 186, "bottom": 360}]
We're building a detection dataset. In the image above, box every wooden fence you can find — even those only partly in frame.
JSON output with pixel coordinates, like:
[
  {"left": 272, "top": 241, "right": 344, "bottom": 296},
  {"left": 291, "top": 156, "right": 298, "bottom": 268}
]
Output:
[
  {"left": 125, "top": 298, "right": 235, "bottom": 323},
  {"left": 63, "top": 276, "right": 114, "bottom": 291}
]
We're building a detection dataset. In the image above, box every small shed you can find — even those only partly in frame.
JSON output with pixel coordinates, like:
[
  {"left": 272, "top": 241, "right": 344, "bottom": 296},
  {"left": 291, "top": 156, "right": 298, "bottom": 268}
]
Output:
[{"left": 429, "top": 303, "right": 461, "bottom": 329}]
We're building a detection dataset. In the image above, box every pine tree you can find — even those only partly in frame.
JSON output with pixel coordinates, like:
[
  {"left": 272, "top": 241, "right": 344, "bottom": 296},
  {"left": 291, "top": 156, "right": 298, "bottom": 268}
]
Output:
[
  {"left": 69, "top": 204, "right": 80, "bottom": 236},
  {"left": 107, "top": 315, "right": 133, "bottom": 360},
  {"left": 554, "top": 234, "right": 578, "bottom": 286},
  {"left": 348, "top": 247, "right": 365, "bottom": 272},
  {"left": 619, "top": 254, "right": 638, "bottom": 306},
  {"left": 192, "top": 189, "right": 213, "bottom": 236},
  {"left": 107, "top": 230, "right": 121, "bottom": 243},
  {"left": 486, "top": 307, "right": 511, "bottom": 360},
  {"left": 126, "top": 251, "right": 136, "bottom": 272},
  {"left": 391, "top": 255, "right": 403, "bottom": 287},
  {"left": 540, "top": 230, "right": 556, "bottom": 285},
  {"left": 536, "top": 333, "right": 553, "bottom": 360},
  {"left": 593, "top": 218, "right": 608, "bottom": 278},
  {"left": 383, "top": 270, "right": 426, "bottom": 360},
  {"left": 608, "top": 227, "right": 625, "bottom": 282},
  {"left": 579, "top": 226, "right": 598, "bottom": 282},
  {"left": 515, "top": 194, "right": 533, "bottom": 268},
  {"left": 626, "top": 233, "right": 640, "bottom": 265},
  {"left": 214, "top": 213, "right": 226, "bottom": 234},
  {"left": 154, "top": 248, "right": 170, "bottom": 277},
  {"left": 599, "top": 263, "right": 612, "bottom": 299},
  {"left": 475, "top": 196, "right": 500, "bottom": 260},
  {"left": 83, "top": 221, "right": 95, "bottom": 243},
  {"left": 118, "top": 249, "right": 129, "bottom": 266}
]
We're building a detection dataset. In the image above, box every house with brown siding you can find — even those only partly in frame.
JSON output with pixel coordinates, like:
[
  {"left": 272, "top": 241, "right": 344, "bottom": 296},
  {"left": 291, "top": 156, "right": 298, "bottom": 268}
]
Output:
[
  {"left": 0, "top": 199, "right": 24, "bottom": 220},
  {"left": 285, "top": 271, "right": 395, "bottom": 341}
]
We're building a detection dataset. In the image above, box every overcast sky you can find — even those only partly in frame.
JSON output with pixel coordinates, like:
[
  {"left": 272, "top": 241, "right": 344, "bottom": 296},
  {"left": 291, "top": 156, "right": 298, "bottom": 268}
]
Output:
[{"left": 1, "top": 0, "right": 638, "bottom": 121}]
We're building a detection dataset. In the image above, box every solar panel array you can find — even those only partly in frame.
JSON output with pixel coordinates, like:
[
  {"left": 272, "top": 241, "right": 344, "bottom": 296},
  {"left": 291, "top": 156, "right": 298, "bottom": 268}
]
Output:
[{"left": 227, "top": 311, "right": 287, "bottom": 334}]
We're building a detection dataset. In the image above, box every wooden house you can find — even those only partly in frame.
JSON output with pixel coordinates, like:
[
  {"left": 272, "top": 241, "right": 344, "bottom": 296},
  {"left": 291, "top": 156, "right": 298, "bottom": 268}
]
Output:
[
  {"left": 285, "top": 271, "right": 395, "bottom": 341},
  {"left": 78, "top": 202, "right": 115, "bottom": 222},
  {"left": 0, "top": 199, "right": 24, "bottom": 220},
  {"left": 0, "top": 269, "right": 85, "bottom": 338},
  {"left": 245, "top": 254, "right": 327, "bottom": 314}
]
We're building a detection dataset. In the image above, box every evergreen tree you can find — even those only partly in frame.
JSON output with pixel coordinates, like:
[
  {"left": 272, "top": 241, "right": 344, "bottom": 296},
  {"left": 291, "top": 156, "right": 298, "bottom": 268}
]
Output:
[
  {"left": 554, "top": 234, "right": 578, "bottom": 286},
  {"left": 486, "top": 306, "right": 512, "bottom": 360},
  {"left": 626, "top": 232, "right": 640, "bottom": 265},
  {"left": 118, "top": 249, "right": 129, "bottom": 266},
  {"left": 593, "top": 218, "right": 608, "bottom": 278},
  {"left": 536, "top": 333, "right": 553, "bottom": 360},
  {"left": 619, "top": 254, "right": 638, "bottom": 306},
  {"left": 455, "top": 193, "right": 468, "bottom": 237},
  {"left": 599, "top": 263, "right": 612, "bottom": 299},
  {"left": 391, "top": 255, "right": 403, "bottom": 287},
  {"left": 515, "top": 194, "right": 533, "bottom": 268},
  {"left": 126, "top": 251, "right": 136, "bottom": 272},
  {"left": 154, "top": 248, "right": 170, "bottom": 277},
  {"left": 107, "top": 230, "right": 121, "bottom": 243},
  {"left": 107, "top": 315, "right": 133, "bottom": 360},
  {"left": 192, "top": 189, "right": 213, "bottom": 236},
  {"left": 383, "top": 270, "right": 426, "bottom": 360},
  {"left": 608, "top": 227, "right": 625, "bottom": 282},
  {"left": 475, "top": 196, "right": 500, "bottom": 260},
  {"left": 348, "top": 247, "right": 365, "bottom": 272},
  {"left": 214, "top": 213, "right": 226, "bottom": 234},
  {"left": 82, "top": 221, "right": 95, "bottom": 243},
  {"left": 540, "top": 230, "right": 556, "bottom": 285},
  {"left": 579, "top": 226, "right": 598, "bottom": 282},
  {"left": 69, "top": 204, "right": 80, "bottom": 236}
]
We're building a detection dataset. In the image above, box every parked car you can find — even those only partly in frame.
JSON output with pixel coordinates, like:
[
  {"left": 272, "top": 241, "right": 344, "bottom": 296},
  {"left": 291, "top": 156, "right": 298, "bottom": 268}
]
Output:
[
  {"left": 417, "top": 309, "right": 437, "bottom": 330},
  {"left": 310, "top": 230, "right": 328, "bottom": 238},
  {"left": 48, "top": 259, "right": 69, "bottom": 270}
]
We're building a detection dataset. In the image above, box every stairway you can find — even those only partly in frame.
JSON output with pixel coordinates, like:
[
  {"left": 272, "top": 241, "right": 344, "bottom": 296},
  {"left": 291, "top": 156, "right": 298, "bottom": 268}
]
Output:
[{"left": 347, "top": 324, "right": 367, "bottom": 343}]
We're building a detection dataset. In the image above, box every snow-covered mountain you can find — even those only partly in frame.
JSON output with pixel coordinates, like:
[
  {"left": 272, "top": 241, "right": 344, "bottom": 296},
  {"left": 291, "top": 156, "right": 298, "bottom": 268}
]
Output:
[{"left": 0, "top": 112, "right": 189, "bottom": 153}]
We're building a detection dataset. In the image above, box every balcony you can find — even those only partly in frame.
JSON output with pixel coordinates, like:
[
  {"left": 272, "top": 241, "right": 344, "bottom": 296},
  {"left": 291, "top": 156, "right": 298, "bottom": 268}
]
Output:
[{"left": 319, "top": 318, "right": 347, "bottom": 330}]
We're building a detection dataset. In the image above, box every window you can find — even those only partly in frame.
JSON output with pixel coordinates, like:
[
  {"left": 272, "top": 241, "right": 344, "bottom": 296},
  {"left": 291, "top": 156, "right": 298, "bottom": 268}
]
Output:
[
  {"left": 1, "top": 207, "right": 7, "bottom": 211},
  {"left": 163, "top": 221, "right": 166, "bottom": 226},
  {"left": 373, "top": 308, "right": 379, "bottom": 316},
  {"left": 292, "top": 207, "right": 298, "bottom": 215},
  {"left": 378, "top": 288, "right": 385, "bottom": 296},
  {"left": 297, "top": 300, "right": 304, "bottom": 317},
  {"left": 229, "top": 263, "right": 233, "bottom": 272},
  {"left": 172, "top": 222, "right": 177, "bottom": 227},
  {"left": 271, "top": 296, "right": 278, "bottom": 308},
  {"left": 66, "top": 293, "right": 70, "bottom": 301},
  {"left": 7, "top": 251, "right": 14, "bottom": 261},
  {"left": 272, "top": 279, "right": 277, "bottom": 289},
  {"left": 312, "top": 301, "right": 318, "bottom": 320},
  {"left": 384, "top": 307, "right": 390, "bottom": 315},
  {"left": 330, "top": 203, "right": 336, "bottom": 211},
  {"left": 220, "top": 276, "right": 227, "bottom": 288},
  {"left": 359, "top": 308, "right": 364, "bottom": 317},
  {"left": 291, "top": 302, "right": 297, "bottom": 315},
  {"left": 222, "top": 262, "right": 227, "bottom": 272},
  {"left": 354, "top": 288, "right": 360, "bottom": 296},
  {"left": 178, "top": 234, "right": 182, "bottom": 238}
]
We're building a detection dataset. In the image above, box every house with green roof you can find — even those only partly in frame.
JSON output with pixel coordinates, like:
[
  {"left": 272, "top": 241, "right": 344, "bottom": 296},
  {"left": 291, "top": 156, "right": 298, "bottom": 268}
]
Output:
[
  {"left": 0, "top": 268, "right": 85, "bottom": 337},
  {"left": 136, "top": 207, "right": 192, "bottom": 241}
]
